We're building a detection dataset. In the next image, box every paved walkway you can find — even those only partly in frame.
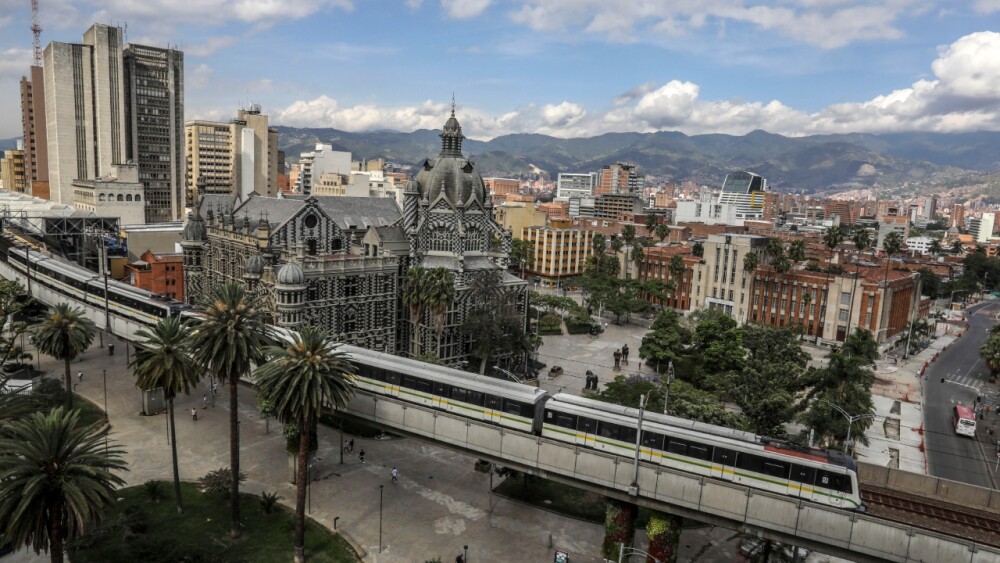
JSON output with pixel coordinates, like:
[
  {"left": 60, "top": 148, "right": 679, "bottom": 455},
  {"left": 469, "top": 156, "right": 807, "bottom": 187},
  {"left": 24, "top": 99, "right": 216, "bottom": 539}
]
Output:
[{"left": 6, "top": 332, "right": 743, "bottom": 563}]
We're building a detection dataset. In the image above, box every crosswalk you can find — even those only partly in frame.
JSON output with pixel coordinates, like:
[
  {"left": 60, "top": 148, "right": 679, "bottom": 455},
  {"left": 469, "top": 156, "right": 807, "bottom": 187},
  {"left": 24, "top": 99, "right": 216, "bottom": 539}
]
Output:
[{"left": 944, "top": 373, "right": 984, "bottom": 389}]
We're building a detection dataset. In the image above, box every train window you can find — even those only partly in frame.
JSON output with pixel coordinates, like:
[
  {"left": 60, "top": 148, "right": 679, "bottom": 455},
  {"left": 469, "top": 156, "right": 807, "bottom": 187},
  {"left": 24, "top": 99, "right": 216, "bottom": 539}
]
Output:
[
  {"left": 790, "top": 465, "right": 816, "bottom": 484},
  {"left": 713, "top": 448, "right": 737, "bottom": 466},
  {"left": 371, "top": 368, "right": 386, "bottom": 381},
  {"left": 385, "top": 371, "right": 400, "bottom": 385},
  {"left": 485, "top": 395, "right": 503, "bottom": 410},
  {"left": 400, "top": 376, "right": 418, "bottom": 390},
  {"left": 641, "top": 431, "right": 663, "bottom": 450},
  {"left": 736, "top": 454, "right": 763, "bottom": 474},
  {"left": 433, "top": 383, "right": 450, "bottom": 397},
  {"left": 356, "top": 364, "right": 372, "bottom": 378},
  {"left": 578, "top": 417, "right": 597, "bottom": 434},
  {"left": 415, "top": 379, "right": 432, "bottom": 394},
  {"left": 666, "top": 438, "right": 688, "bottom": 456},
  {"left": 597, "top": 422, "right": 620, "bottom": 441},
  {"left": 502, "top": 400, "right": 522, "bottom": 416},
  {"left": 687, "top": 443, "right": 712, "bottom": 461},
  {"left": 467, "top": 391, "right": 484, "bottom": 407},
  {"left": 451, "top": 388, "right": 468, "bottom": 403},
  {"left": 816, "top": 470, "right": 852, "bottom": 493},
  {"left": 762, "top": 461, "right": 790, "bottom": 479},
  {"left": 619, "top": 426, "right": 637, "bottom": 444},
  {"left": 556, "top": 414, "right": 576, "bottom": 429}
]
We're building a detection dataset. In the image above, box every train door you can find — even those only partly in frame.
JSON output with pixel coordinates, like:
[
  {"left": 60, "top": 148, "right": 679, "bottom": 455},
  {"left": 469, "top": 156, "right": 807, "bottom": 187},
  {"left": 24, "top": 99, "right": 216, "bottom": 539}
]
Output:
[
  {"left": 577, "top": 415, "right": 598, "bottom": 447},
  {"left": 789, "top": 464, "right": 815, "bottom": 500},
  {"left": 485, "top": 394, "right": 503, "bottom": 425},
  {"left": 711, "top": 447, "right": 736, "bottom": 480}
]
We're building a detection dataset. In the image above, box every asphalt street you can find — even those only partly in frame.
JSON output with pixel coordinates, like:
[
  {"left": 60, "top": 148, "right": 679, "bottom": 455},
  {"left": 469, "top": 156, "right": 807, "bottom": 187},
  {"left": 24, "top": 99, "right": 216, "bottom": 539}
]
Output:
[{"left": 924, "top": 301, "right": 998, "bottom": 487}]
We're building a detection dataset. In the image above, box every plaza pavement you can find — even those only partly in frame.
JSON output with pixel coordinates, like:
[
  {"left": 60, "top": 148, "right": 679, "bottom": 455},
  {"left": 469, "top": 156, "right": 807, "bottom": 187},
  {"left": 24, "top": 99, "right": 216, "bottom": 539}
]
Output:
[{"left": 5, "top": 331, "right": 749, "bottom": 563}]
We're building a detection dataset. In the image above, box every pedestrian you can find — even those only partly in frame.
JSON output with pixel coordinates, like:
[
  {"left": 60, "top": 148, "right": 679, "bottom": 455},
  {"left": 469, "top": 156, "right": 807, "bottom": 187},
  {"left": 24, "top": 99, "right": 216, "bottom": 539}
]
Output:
[
  {"left": 344, "top": 439, "right": 350, "bottom": 453},
  {"left": 456, "top": 555, "right": 464, "bottom": 563},
  {"left": 638, "top": 361, "right": 642, "bottom": 372},
  {"left": 622, "top": 344, "right": 630, "bottom": 364},
  {"left": 202, "top": 394, "right": 208, "bottom": 409},
  {"left": 359, "top": 449, "right": 365, "bottom": 464},
  {"left": 211, "top": 381, "right": 218, "bottom": 396},
  {"left": 613, "top": 349, "right": 622, "bottom": 369},
  {"left": 349, "top": 438, "right": 354, "bottom": 453},
  {"left": 391, "top": 467, "right": 399, "bottom": 484},
  {"left": 77, "top": 371, "right": 84, "bottom": 383},
  {"left": 191, "top": 408, "right": 198, "bottom": 421}
]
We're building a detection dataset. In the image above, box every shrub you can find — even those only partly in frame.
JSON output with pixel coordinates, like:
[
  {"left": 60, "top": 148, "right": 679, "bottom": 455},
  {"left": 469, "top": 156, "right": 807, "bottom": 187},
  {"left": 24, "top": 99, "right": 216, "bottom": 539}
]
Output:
[
  {"left": 198, "top": 468, "right": 247, "bottom": 497},
  {"left": 32, "top": 377, "right": 67, "bottom": 409},
  {"left": 142, "top": 480, "right": 163, "bottom": 503},
  {"left": 259, "top": 491, "right": 281, "bottom": 514}
]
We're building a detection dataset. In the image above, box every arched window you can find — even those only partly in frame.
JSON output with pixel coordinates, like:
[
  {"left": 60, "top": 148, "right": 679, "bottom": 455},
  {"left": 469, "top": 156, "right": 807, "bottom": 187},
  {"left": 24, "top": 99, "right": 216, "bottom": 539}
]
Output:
[
  {"left": 98, "top": 193, "right": 106, "bottom": 202},
  {"left": 125, "top": 194, "right": 133, "bottom": 202},
  {"left": 307, "top": 238, "right": 317, "bottom": 256},
  {"left": 135, "top": 194, "right": 141, "bottom": 202},
  {"left": 430, "top": 227, "right": 452, "bottom": 252},
  {"left": 117, "top": 194, "right": 124, "bottom": 202},
  {"left": 464, "top": 228, "right": 482, "bottom": 252},
  {"left": 331, "top": 238, "right": 343, "bottom": 252}
]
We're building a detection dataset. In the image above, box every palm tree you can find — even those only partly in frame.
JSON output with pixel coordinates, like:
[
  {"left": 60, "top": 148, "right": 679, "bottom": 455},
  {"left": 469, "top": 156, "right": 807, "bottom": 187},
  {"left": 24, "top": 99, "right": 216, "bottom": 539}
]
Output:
[
  {"left": 630, "top": 244, "right": 644, "bottom": 281},
  {"left": 692, "top": 241, "right": 704, "bottom": 258},
  {"left": 254, "top": 326, "right": 355, "bottom": 563},
  {"left": 654, "top": 223, "right": 670, "bottom": 245},
  {"left": 981, "top": 333, "right": 1000, "bottom": 378},
  {"left": 426, "top": 268, "right": 456, "bottom": 353},
  {"left": 668, "top": 255, "right": 686, "bottom": 306},
  {"left": 189, "top": 281, "right": 274, "bottom": 539},
  {"left": 0, "top": 408, "right": 127, "bottom": 563},
  {"left": 766, "top": 237, "right": 784, "bottom": 265},
  {"left": 788, "top": 240, "right": 806, "bottom": 264},
  {"left": 131, "top": 316, "right": 200, "bottom": 514},
  {"left": 823, "top": 225, "right": 844, "bottom": 272},
  {"left": 844, "top": 228, "right": 872, "bottom": 336},
  {"left": 928, "top": 238, "right": 942, "bottom": 257},
  {"left": 32, "top": 303, "right": 96, "bottom": 410},
  {"left": 402, "top": 267, "right": 432, "bottom": 356},
  {"left": 622, "top": 226, "right": 636, "bottom": 279},
  {"left": 773, "top": 255, "right": 791, "bottom": 274},
  {"left": 951, "top": 240, "right": 964, "bottom": 255},
  {"left": 644, "top": 214, "right": 657, "bottom": 237},
  {"left": 743, "top": 251, "right": 759, "bottom": 272}
]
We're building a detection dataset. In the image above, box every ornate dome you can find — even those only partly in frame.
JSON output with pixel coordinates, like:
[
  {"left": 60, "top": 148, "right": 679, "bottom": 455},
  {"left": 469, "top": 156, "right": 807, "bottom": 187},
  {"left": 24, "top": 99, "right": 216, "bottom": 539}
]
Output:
[
  {"left": 275, "top": 262, "right": 305, "bottom": 286},
  {"left": 244, "top": 254, "right": 265, "bottom": 278},
  {"left": 182, "top": 211, "right": 206, "bottom": 241},
  {"left": 413, "top": 108, "right": 485, "bottom": 206}
]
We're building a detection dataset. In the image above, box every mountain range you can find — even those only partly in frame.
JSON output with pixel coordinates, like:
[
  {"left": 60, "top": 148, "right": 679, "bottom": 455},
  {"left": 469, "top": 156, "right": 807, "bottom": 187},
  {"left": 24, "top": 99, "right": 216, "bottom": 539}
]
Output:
[
  {"left": 275, "top": 126, "right": 1000, "bottom": 197},
  {"left": 6, "top": 129, "right": 1000, "bottom": 198}
]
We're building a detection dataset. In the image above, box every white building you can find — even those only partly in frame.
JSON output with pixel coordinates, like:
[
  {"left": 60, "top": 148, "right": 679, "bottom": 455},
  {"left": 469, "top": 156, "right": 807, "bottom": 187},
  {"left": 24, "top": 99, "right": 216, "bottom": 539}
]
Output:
[
  {"left": 71, "top": 163, "right": 146, "bottom": 225},
  {"left": 556, "top": 173, "right": 596, "bottom": 199},
  {"left": 296, "top": 144, "right": 351, "bottom": 195},
  {"left": 971, "top": 213, "right": 996, "bottom": 244},
  {"left": 905, "top": 236, "right": 935, "bottom": 255}
]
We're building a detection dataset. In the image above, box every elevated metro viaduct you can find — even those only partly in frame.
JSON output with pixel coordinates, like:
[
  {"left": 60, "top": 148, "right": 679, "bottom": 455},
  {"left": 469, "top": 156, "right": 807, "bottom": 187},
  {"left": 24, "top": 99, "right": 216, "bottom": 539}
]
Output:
[{"left": 2, "top": 255, "right": 999, "bottom": 563}]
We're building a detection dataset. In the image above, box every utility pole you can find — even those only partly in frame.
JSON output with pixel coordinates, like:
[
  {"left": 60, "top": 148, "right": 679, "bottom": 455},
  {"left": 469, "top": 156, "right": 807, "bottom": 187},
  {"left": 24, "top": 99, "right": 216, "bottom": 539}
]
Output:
[{"left": 663, "top": 361, "right": 674, "bottom": 415}]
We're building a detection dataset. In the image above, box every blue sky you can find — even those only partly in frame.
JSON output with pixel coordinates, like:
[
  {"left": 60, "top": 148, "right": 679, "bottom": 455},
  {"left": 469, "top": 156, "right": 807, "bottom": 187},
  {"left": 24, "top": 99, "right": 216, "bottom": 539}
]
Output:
[{"left": 2, "top": 1, "right": 1000, "bottom": 139}]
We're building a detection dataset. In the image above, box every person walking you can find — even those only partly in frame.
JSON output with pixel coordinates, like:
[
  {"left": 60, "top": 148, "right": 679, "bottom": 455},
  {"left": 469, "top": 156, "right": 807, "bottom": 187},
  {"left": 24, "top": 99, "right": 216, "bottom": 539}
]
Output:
[
  {"left": 391, "top": 467, "right": 399, "bottom": 484},
  {"left": 622, "top": 344, "right": 630, "bottom": 365},
  {"left": 349, "top": 438, "right": 355, "bottom": 453},
  {"left": 202, "top": 394, "right": 208, "bottom": 409},
  {"left": 77, "top": 371, "right": 84, "bottom": 383},
  {"left": 211, "top": 381, "right": 218, "bottom": 396},
  {"left": 191, "top": 408, "right": 198, "bottom": 421},
  {"left": 359, "top": 449, "right": 366, "bottom": 464}
]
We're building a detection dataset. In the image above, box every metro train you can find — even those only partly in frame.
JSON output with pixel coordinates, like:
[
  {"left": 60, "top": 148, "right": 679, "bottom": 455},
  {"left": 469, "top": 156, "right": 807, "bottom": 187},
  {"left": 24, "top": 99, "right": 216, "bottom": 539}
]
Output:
[{"left": 0, "top": 236, "right": 862, "bottom": 511}]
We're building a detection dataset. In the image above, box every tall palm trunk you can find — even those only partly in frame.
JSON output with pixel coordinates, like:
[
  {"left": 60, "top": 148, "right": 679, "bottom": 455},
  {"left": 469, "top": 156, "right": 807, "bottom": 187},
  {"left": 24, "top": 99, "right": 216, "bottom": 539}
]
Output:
[
  {"left": 62, "top": 357, "right": 72, "bottom": 410},
  {"left": 229, "top": 374, "right": 242, "bottom": 539},
  {"left": 168, "top": 397, "right": 183, "bottom": 514},
  {"left": 48, "top": 502, "right": 63, "bottom": 563},
  {"left": 294, "top": 420, "right": 310, "bottom": 563}
]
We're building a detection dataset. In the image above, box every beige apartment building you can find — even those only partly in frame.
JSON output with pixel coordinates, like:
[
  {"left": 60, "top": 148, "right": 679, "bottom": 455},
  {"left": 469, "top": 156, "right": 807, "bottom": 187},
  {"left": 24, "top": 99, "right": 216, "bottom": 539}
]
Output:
[
  {"left": 20, "top": 65, "right": 48, "bottom": 198},
  {"left": 521, "top": 220, "right": 595, "bottom": 286},
  {"left": 1, "top": 147, "right": 27, "bottom": 193},
  {"left": 689, "top": 233, "right": 770, "bottom": 321},
  {"left": 185, "top": 106, "right": 278, "bottom": 202}
]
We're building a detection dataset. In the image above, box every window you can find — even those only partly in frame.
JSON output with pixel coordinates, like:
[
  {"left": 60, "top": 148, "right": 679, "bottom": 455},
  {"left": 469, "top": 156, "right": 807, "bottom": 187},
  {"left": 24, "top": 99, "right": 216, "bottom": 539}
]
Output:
[
  {"left": 597, "top": 422, "right": 621, "bottom": 440},
  {"left": 485, "top": 395, "right": 503, "bottom": 410},
  {"left": 578, "top": 417, "right": 597, "bottom": 434},
  {"left": 840, "top": 292, "right": 851, "bottom": 305},
  {"left": 641, "top": 431, "right": 664, "bottom": 450},
  {"left": 125, "top": 194, "right": 133, "bottom": 202},
  {"left": 816, "top": 470, "right": 852, "bottom": 493},
  {"left": 135, "top": 194, "right": 141, "bottom": 202},
  {"left": 98, "top": 193, "right": 106, "bottom": 202},
  {"left": 713, "top": 448, "right": 736, "bottom": 466},
  {"left": 451, "top": 387, "right": 468, "bottom": 403},
  {"left": 687, "top": 443, "right": 712, "bottom": 461},
  {"left": 117, "top": 194, "right": 124, "bottom": 202},
  {"left": 502, "top": 399, "right": 523, "bottom": 416},
  {"left": 307, "top": 239, "right": 317, "bottom": 256},
  {"left": 790, "top": 464, "right": 816, "bottom": 484},
  {"left": 838, "top": 309, "right": 849, "bottom": 321},
  {"left": 666, "top": 438, "right": 688, "bottom": 456},
  {"left": 736, "top": 453, "right": 762, "bottom": 473},
  {"left": 762, "top": 461, "right": 790, "bottom": 478},
  {"left": 433, "top": 382, "right": 450, "bottom": 397}
]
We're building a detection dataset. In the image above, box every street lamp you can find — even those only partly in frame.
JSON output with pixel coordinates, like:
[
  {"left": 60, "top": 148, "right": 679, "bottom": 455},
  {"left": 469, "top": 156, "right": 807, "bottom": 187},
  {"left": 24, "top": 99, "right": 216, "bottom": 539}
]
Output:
[
  {"left": 379, "top": 485, "right": 384, "bottom": 554},
  {"left": 819, "top": 399, "right": 876, "bottom": 455},
  {"left": 463, "top": 544, "right": 468, "bottom": 563},
  {"left": 492, "top": 365, "right": 523, "bottom": 384},
  {"left": 619, "top": 544, "right": 661, "bottom": 563},
  {"left": 629, "top": 393, "right": 646, "bottom": 496},
  {"left": 662, "top": 361, "right": 674, "bottom": 416}
]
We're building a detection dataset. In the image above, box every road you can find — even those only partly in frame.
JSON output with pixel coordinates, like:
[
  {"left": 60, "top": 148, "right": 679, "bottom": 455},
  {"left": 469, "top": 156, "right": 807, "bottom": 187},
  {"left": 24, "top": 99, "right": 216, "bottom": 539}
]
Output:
[{"left": 924, "top": 301, "right": 998, "bottom": 487}]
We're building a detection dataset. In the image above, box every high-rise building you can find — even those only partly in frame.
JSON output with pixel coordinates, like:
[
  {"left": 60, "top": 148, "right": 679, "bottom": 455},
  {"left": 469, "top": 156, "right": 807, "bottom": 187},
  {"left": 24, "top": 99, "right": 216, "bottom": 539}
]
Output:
[
  {"left": 185, "top": 106, "right": 279, "bottom": 200},
  {"left": 924, "top": 196, "right": 937, "bottom": 221},
  {"left": 596, "top": 162, "right": 642, "bottom": 196},
  {"left": 124, "top": 44, "right": 185, "bottom": 222},
  {"left": 951, "top": 204, "right": 966, "bottom": 228},
  {"left": 0, "top": 142, "right": 27, "bottom": 193},
  {"left": 43, "top": 24, "right": 127, "bottom": 206},
  {"left": 556, "top": 173, "right": 596, "bottom": 199},
  {"left": 716, "top": 171, "right": 768, "bottom": 222},
  {"left": 970, "top": 214, "right": 995, "bottom": 244},
  {"left": 295, "top": 144, "right": 350, "bottom": 195},
  {"left": 19, "top": 66, "right": 48, "bottom": 198}
]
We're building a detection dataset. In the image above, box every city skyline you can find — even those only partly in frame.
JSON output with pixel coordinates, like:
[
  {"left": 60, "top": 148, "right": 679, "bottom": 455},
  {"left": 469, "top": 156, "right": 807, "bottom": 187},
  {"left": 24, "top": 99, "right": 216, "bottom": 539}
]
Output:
[{"left": 1, "top": 1, "right": 999, "bottom": 140}]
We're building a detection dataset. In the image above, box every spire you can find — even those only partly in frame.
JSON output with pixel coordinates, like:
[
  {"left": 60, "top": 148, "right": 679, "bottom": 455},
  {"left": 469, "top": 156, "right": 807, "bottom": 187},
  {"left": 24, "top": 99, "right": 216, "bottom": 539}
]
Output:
[{"left": 440, "top": 102, "right": 464, "bottom": 157}]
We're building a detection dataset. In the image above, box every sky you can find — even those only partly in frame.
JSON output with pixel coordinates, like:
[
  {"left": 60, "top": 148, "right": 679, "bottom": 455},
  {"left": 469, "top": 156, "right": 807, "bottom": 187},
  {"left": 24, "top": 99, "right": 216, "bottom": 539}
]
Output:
[{"left": 2, "top": 1, "right": 1000, "bottom": 140}]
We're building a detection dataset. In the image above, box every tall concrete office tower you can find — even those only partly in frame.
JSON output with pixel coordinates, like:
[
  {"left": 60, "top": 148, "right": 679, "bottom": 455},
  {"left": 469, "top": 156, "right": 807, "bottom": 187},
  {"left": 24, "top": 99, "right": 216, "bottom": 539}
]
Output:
[
  {"left": 124, "top": 44, "right": 184, "bottom": 222},
  {"left": 43, "top": 23, "right": 126, "bottom": 205},
  {"left": 19, "top": 66, "right": 49, "bottom": 199}
]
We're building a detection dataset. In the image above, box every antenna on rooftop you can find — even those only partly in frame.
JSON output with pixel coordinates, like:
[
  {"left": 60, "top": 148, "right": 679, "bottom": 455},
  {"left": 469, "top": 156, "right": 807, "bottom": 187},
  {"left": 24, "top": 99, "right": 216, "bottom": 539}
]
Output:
[{"left": 30, "top": 0, "right": 42, "bottom": 66}]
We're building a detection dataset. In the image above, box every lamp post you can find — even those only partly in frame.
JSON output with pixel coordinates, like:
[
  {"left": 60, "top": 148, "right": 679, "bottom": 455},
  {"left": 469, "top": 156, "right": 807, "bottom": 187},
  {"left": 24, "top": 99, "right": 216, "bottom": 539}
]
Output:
[
  {"left": 102, "top": 369, "right": 108, "bottom": 455},
  {"left": 819, "top": 399, "right": 876, "bottom": 455},
  {"left": 463, "top": 544, "right": 468, "bottom": 563},
  {"left": 663, "top": 361, "right": 674, "bottom": 416},
  {"left": 378, "top": 484, "right": 384, "bottom": 554},
  {"left": 493, "top": 365, "right": 523, "bottom": 384},
  {"left": 629, "top": 393, "right": 646, "bottom": 494}
]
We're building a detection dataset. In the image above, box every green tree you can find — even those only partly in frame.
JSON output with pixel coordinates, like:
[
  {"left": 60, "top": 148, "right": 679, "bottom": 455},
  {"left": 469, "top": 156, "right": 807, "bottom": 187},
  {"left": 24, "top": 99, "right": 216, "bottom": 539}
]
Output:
[
  {"left": 638, "top": 309, "right": 691, "bottom": 369},
  {"left": 32, "top": 303, "right": 96, "bottom": 410},
  {"left": 644, "top": 214, "right": 658, "bottom": 237},
  {"left": 787, "top": 239, "right": 807, "bottom": 264},
  {"left": 668, "top": 255, "right": 686, "bottom": 303},
  {"left": 462, "top": 271, "right": 533, "bottom": 374},
  {"left": 402, "top": 267, "right": 431, "bottom": 356},
  {"left": 823, "top": 225, "right": 844, "bottom": 275},
  {"left": 766, "top": 238, "right": 784, "bottom": 264},
  {"left": 0, "top": 279, "right": 44, "bottom": 370},
  {"left": 509, "top": 238, "right": 534, "bottom": 278},
  {"left": 803, "top": 331, "right": 877, "bottom": 450},
  {"left": 845, "top": 228, "right": 872, "bottom": 336},
  {"left": 630, "top": 243, "right": 644, "bottom": 281},
  {"left": 917, "top": 267, "right": 940, "bottom": 299},
  {"left": 928, "top": 238, "right": 942, "bottom": 257},
  {"left": 773, "top": 254, "right": 791, "bottom": 274},
  {"left": 743, "top": 251, "right": 759, "bottom": 272},
  {"left": 951, "top": 240, "right": 963, "bottom": 255},
  {"left": 593, "top": 233, "right": 607, "bottom": 256},
  {"left": 190, "top": 281, "right": 274, "bottom": 539},
  {"left": 691, "top": 241, "right": 704, "bottom": 258},
  {"left": 982, "top": 334, "right": 1000, "bottom": 378},
  {"left": 254, "top": 326, "right": 355, "bottom": 563},
  {"left": 609, "top": 236, "right": 624, "bottom": 257},
  {"left": 426, "top": 268, "right": 456, "bottom": 348},
  {"left": 0, "top": 408, "right": 128, "bottom": 563},
  {"left": 734, "top": 326, "right": 811, "bottom": 435},
  {"left": 131, "top": 316, "right": 200, "bottom": 514}
]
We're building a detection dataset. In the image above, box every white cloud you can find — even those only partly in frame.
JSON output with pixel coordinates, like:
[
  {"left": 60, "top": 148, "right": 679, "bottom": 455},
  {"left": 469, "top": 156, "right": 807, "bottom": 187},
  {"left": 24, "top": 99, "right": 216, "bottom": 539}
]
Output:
[
  {"left": 441, "top": 0, "right": 491, "bottom": 19},
  {"left": 0, "top": 48, "right": 33, "bottom": 79},
  {"left": 80, "top": 0, "right": 352, "bottom": 26},
  {"left": 187, "top": 64, "right": 215, "bottom": 90},
  {"left": 507, "top": 0, "right": 913, "bottom": 49},
  {"left": 258, "top": 31, "right": 1000, "bottom": 140},
  {"left": 186, "top": 36, "right": 238, "bottom": 57},
  {"left": 975, "top": 0, "right": 1000, "bottom": 12},
  {"left": 540, "top": 102, "right": 586, "bottom": 127}
]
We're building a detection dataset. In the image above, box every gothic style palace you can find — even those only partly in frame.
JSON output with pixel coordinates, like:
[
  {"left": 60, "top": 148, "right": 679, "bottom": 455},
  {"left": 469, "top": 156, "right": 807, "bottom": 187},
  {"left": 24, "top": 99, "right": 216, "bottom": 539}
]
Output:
[{"left": 181, "top": 111, "right": 527, "bottom": 365}]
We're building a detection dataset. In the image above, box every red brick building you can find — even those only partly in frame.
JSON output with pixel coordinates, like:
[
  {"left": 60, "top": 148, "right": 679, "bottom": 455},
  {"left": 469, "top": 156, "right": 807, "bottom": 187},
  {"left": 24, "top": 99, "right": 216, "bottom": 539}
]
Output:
[
  {"left": 125, "top": 250, "right": 185, "bottom": 302},
  {"left": 637, "top": 246, "right": 698, "bottom": 311}
]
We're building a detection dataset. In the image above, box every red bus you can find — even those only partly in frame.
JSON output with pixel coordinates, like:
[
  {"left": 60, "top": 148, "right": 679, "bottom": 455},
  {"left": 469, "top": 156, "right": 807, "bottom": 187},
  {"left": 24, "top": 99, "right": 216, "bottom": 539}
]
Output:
[{"left": 954, "top": 405, "right": 976, "bottom": 437}]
